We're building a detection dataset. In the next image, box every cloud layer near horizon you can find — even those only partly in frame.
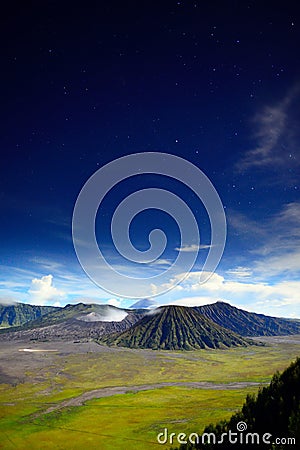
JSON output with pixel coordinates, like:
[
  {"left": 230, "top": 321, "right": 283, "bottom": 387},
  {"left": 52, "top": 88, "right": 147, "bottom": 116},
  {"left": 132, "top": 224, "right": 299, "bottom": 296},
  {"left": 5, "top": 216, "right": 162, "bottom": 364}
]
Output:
[{"left": 1, "top": 187, "right": 300, "bottom": 317}]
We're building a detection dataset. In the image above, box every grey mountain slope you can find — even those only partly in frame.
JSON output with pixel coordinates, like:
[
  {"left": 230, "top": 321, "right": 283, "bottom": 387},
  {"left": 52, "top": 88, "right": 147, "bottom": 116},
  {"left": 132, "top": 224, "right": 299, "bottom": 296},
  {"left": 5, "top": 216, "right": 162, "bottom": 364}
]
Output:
[
  {"left": 2, "top": 300, "right": 299, "bottom": 345},
  {"left": 0, "top": 303, "right": 145, "bottom": 341},
  {"left": 100, "top": 305, "right": 257, "bottom": 350},
  {"left": 194, "top": 301, "right": 300, "bottom": 336}
]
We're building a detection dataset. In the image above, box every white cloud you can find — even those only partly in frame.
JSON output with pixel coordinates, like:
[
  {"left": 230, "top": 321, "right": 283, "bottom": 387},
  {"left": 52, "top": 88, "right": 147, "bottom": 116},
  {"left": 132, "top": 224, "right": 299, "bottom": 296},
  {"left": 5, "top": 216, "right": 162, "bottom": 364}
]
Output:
[
  {"left": 250, "top": 203, "right": 300, "bottom": 279},
  {"left": 227, "top": 210, "right": 265, "bottom": 238},
  {"left": 152, "top": 270, "right": 300, "bottom": 317},
  {"left": 253, "top": 250, "right": 300, "bottom": 279},
  {"left": 226, "top": 267, "right": 253, "bottom": 278},
  {"left": 0, "top": 280, "right": 29, "bottom": 289},
  {"left": 228, "top": 202, "right": 300, "bottom": 280},
  {"left": 0, "top": 296, "right": 17, "bottom": 305},
  {"left": 238, "top": 84, "right": 300, "bottom": 170},
  {"left": 150, "top": 259, "right": 172, "bottom": 266},
  {"left": 53, "top": 301, "right": 63, "bottom": 307},
  {"left": 252, "top": 202, "right": 300, "bottom": 256},
  {"left": 107, "top": 298, "right": 122, "bottom": 308},
  {"left": 100, "top": 307, "right": 128, "bottom": 322},
  {"left": 77, "top": 307, "right": 128, "bottom": 322},
  {"left": 30, "top": 257, "right": 64, "bottom": 271},
  {"left": 175, "top": 244, "right": 212, "bottom": 252},
  {"left": 162, "top": 296, "right": 220, "bottom": 307},
  {"left": 28, "top": 275, "right": 65, "bottom": 305},
  {"left": 151, "top": 283, "right": 158, "bottom": 295}
]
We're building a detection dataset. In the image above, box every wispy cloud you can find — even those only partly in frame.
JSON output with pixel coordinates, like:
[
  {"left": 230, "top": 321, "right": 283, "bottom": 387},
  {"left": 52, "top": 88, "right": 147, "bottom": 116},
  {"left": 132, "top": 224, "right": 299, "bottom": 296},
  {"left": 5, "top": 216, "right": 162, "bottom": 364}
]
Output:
[
  {"left": 29, "top": 257, "right": 65, "bottom": 271},
  {"left": 226, "top": 266, "right": 253, "bottom": 278},
  {"left": 238, "top": 84, "right": 300, "bottom": 170},
  {"left": 228, "top": 202, "right": 300, "bottom": 280},
  {"left": 175, "top": 244, "right": 212, "bottom": 252},
  {"left": 250, "top": 203, "right": 300, "bottom": 278},
  {"left": 229, "top": 201, "right": 300, "bottom": 248},
  {"left": 149, "top": 258, "right": 172, "bottom": 266},
  {"left": 253, "top": 250, "right": 300, "bottom": 280},
  {"left": 227, "top": 210, "right": 265, "bottom": 239},
  {"left": 0, "top": 296, "right": 17, "bottom": 305}
]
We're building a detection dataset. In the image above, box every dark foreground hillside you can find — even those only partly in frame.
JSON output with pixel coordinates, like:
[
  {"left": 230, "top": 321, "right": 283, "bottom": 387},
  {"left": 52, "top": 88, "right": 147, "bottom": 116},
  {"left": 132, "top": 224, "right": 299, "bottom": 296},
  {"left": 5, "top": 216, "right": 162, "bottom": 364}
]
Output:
[{"left": 175, "top": 358, "right": 300, "bottom": 449}]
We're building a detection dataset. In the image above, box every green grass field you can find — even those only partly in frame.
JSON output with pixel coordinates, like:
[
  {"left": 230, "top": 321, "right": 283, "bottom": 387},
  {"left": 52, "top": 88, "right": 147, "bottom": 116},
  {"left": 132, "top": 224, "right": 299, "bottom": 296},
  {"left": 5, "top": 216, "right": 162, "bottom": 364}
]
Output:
[{"left": 0, "top": 338, "right": 299, "bottom": 449}]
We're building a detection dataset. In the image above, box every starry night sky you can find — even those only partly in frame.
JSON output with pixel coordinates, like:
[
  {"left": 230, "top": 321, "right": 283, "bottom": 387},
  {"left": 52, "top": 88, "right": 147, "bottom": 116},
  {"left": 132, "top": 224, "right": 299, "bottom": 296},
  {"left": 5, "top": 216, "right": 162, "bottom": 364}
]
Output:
[{"left": 1, "top": 1, "right": 300, "bottom": 316}]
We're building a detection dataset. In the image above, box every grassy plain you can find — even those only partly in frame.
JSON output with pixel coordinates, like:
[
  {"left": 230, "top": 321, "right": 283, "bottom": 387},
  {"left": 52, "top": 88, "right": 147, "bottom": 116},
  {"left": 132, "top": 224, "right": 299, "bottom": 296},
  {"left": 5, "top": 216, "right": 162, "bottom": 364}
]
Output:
[{"left": 0, "top": 337, "right": 300, "bottom": 449}]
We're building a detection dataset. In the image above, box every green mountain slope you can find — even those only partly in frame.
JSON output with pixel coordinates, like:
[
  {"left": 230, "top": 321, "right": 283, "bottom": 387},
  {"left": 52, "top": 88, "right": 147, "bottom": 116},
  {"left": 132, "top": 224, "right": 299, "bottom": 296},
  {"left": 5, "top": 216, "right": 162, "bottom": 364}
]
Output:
[
  {"left": 13, "top": 303, "right": 127, "bottom": 328},
  {"left": 0, "top": 303, "right": 145, "bottom": 341},
  {"left": 100, "top": 305, "right": 255, "bottom": 350},
  {"left": 0, "top": 303, "right": 56, "bottom": 328},
  {"left": 195, "top": 301, "right": 300, "bottom": 336}
]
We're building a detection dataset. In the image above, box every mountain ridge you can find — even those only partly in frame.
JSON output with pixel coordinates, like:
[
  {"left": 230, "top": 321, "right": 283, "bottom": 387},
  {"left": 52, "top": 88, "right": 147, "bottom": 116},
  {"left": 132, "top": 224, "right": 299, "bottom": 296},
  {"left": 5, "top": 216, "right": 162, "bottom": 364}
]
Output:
[
  {"left": 0, "top": 303, "right": 145, "bottom": 341},
  {"left": 0, "top": 303, "right": 57, "bottom": 328},
  {"left": 100, "top": 305, "right": 256, "bottom": 350},
  {"left": 1, "top": 300, "right": 300, "bottom": 346},
  {"left": 195, "top": 301, "right": 300, "bottom": 336}
]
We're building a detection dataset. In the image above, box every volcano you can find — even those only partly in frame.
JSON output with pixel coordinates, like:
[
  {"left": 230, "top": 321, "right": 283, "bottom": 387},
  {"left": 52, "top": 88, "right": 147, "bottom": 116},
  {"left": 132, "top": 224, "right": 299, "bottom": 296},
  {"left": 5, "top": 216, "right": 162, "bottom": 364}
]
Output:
[{"left": 100, "top": 305, "right": 255, "bottom": 350}]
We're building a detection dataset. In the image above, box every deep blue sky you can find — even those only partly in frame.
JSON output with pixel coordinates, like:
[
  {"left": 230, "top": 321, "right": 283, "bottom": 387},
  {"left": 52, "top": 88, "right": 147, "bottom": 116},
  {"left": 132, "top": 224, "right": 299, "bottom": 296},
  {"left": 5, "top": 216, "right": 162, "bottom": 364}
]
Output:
[{"left": 1, "top": 1, "right": 300, "bottom": 316}]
